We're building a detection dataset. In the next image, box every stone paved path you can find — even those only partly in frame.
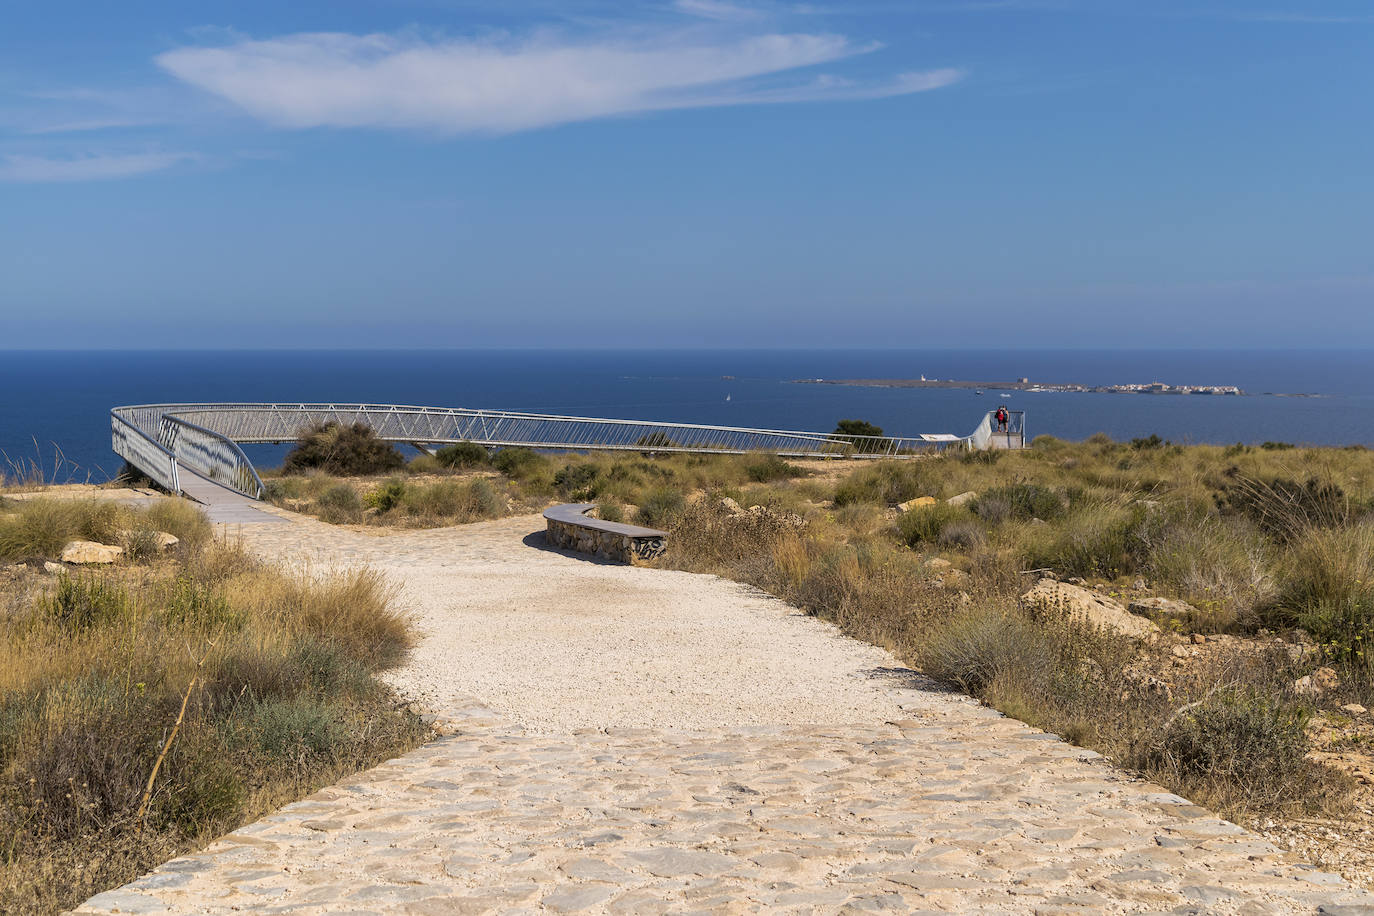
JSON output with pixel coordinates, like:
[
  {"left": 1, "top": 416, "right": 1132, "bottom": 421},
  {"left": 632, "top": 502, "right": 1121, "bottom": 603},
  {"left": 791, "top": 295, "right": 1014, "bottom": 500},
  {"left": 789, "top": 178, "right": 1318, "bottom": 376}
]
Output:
[{"left": 74, "top": 511, "right": 1374, "bottom": 915}]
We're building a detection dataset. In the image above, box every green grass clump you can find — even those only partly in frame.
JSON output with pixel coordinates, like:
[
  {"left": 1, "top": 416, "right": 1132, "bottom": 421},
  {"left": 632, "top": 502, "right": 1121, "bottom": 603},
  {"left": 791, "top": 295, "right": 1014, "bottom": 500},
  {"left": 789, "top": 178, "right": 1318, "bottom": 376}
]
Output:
[{"left": 744, "top": 453, "right": 807, "bottom": 483}]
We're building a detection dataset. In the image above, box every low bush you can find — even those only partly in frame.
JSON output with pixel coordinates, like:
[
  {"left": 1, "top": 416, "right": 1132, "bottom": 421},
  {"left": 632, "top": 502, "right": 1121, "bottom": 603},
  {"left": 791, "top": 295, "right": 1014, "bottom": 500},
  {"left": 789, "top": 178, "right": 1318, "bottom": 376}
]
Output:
[
  {"left": 977, "top": 482, "right": 1065, "bottom": 521},
  {"left": 492, "top": 447, "right": 547, "bottom": 478},
  {"left": 1273, "top": 524, "right": 1374, "bottom": 667},
  {"left": 554, "top": 462, "right": 601, "bottom": 500},
  {"left": 744, "top": 454, "right": 806, "bottom": 483},
  {"left": 282, "top": 422, "right": 404, "bottom": 477},
  {"left": 896, "top": 503, "right": 969, "bottom": 547},
  {"left": 364, "top": 478, "right": 408, "bottom": 513},
  {"left": 832, "top": 419, "right": 890, "bottom": 454},
  {"left": 637, "top": 486, "right": 687, "bottom": 529},
  {"left": 833, "top": 462, "right": 928, "bottom": 507},
  {"left": 434, "top": 442, "right": 489, "bottom": 469},
  {"left": 316, "top": 483, "right": 363, "bottom": 524},
  {"left": 1139, "top": 690, "right": 1329, "bottom": 817}
]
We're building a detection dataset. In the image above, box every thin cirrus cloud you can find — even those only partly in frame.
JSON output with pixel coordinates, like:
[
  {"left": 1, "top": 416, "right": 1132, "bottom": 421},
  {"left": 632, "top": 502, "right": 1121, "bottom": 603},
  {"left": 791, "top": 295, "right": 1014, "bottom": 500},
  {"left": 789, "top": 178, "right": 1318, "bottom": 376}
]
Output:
[
  {"left": 155, "top": 30, "right": 962, "bottom": 134},
  {"left": 0, "top": 151, "right": 194, "bottom": 182}
]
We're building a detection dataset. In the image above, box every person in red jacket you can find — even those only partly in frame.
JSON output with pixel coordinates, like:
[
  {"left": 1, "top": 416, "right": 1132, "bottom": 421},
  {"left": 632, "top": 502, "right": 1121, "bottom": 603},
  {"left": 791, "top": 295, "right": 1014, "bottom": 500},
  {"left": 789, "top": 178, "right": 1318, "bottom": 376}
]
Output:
[{"left": 995, "top": 405, "right": 1009, "bottom": 432}]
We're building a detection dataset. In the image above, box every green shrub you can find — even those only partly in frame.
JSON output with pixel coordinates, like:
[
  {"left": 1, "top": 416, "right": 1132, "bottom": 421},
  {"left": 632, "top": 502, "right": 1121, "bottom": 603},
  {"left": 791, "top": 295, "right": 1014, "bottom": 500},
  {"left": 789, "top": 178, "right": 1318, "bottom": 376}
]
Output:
[
  {"left": 833, "top": 462, "right": 927, "bottom": 507},
  {"left": 938, "top": 518, "right": 987, "bottom": 550},
  {"left": 316, "top": 483, "right": 363, "bottom": 524},
  {"left": 40, "top": 575, "right": 133, "bottom": 631},
  {"left": 1022, "top": 505, "right": 1142, "bottom": 579},
  {"left": 492, "top": 447, "right": 546, "bottom": 477},
  {"left": 832, "top": 419, "right": 889, "bottom": 453},
  {"left": 246, "top": 696, "right": 344, "bottom": 758},
  {"left": 434, "top": 442, "right": 489, "bottom": 469},
  {"left": 897, "top": 503, "right": 968, "bottom": 547},
  {"left": 1218, "top": 475, "right": 1352, "bottom": 540},
  {"left": 596, "top": 501, "right": 625, "bottom": 523},
  {"left": 1273, "top": 524, "right": 1374, "bottom": 667},
  {"left": 744, "top": 454, "right": 806, "bottom": 483},
  {"left": 977, "top": 482, "right": 1065, "bottom": 521},
  {"left": 1131, "top": 434, "right": 1165, "bottom": 450},
  {"left": 917, "top": 606, "right": 1052, "bottom": 694},
  {"left": 1142, "top": 690, "right": 1316, "bottom": 814},
  {"left": 637, "top": 486, "right": 687, "bottom": 529},
  {"left": 554, "top": 462, "right": 602, "bottom": 499},
  {"left": 282, "top": 422, "right": 404, "bottom": 476},
  {"left": 364, "top": 478, "right": 408, "bottom": 513}
]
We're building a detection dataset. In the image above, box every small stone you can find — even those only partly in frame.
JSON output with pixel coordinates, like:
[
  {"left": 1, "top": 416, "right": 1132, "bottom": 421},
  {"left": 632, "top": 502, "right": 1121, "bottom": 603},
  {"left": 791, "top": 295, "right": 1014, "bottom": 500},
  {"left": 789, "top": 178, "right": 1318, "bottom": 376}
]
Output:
[
  {"left": 718, "top": 497, "right": 745, "bottom": 515},
  {"left": 153, "top": 531, "right": 180, "bottom": 551},
  {"left": 1191, "top": 633, "right": 1206, "bottom": 645},
  {"left": 1341, "top": 704, "right": 1367, "bottom": 716},
  {"left": 60, "top": 540, "right": 124, "bottom": 564},
  {"left": 43, "top": 560, "right": 65, "bottom": 574},
  {"left": 945, "top": 491, "right": 978, "bottom": 507}
]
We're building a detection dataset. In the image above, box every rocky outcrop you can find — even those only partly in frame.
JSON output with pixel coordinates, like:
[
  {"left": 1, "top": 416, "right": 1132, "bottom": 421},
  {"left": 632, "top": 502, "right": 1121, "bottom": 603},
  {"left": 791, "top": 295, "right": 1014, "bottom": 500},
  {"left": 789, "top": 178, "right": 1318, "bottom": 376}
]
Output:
[
  {"left": 60, "top": 540, "right": 124, "bottom": 564},
  {"left": 1021, "top": 579, "right": 1160, "bottom": 640},
  {"left": 946, "top": 491, "right": 979, "bottom": 507}
]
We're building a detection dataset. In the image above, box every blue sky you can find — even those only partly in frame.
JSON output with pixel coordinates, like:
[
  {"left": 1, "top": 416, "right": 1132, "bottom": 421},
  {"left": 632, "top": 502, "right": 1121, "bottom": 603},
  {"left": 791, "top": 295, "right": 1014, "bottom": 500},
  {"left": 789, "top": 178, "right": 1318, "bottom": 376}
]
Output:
[{"left": 3, "top": 1, "right": 1371, "bottom": 349}]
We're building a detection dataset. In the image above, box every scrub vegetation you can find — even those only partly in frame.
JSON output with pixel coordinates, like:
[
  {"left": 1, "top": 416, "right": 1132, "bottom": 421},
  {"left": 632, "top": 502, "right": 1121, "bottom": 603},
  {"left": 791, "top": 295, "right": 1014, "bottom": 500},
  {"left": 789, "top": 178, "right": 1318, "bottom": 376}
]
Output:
[
  {"left": 0, "top": 496, "right": 425, "bottom": 915},
  {"left": 268, "top": 428, "right": 1374, "bottom": 837}
]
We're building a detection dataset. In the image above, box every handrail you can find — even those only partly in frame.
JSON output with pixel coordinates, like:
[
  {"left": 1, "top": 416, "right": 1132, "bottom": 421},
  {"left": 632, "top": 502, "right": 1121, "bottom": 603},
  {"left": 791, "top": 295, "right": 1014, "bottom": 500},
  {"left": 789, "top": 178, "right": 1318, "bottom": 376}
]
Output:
[{"left": 111, "top": 403, "right": 1024, "bottom": 500}]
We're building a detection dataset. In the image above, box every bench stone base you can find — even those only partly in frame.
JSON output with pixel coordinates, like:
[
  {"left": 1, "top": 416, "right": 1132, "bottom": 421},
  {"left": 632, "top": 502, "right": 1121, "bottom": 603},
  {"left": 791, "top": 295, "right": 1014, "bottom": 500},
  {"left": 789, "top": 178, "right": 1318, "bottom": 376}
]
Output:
[{"left": 544, "top": 505, "right": 667, "bottom": 565}]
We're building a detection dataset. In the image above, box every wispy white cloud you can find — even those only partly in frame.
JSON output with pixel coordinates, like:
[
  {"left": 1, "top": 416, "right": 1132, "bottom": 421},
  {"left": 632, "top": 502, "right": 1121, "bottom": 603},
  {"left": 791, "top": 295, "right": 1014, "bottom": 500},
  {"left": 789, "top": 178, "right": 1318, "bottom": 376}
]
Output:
[
  {"left": 0, "top": 151, "right": 194, "bottom": 182},
  {"left": 156, "top": 29, "right": 960, "bottom": 134},
  {"left": 673, "top": 0, "right": 767, "bottom": 21}
]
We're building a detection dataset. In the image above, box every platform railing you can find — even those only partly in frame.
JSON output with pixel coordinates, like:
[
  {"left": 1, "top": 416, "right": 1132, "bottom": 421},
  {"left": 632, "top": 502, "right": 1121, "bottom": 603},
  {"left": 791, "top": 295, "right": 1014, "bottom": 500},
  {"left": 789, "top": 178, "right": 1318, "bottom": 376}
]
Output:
[{"left": 111, "top": 403, "right": 1021, "bottom": 500}]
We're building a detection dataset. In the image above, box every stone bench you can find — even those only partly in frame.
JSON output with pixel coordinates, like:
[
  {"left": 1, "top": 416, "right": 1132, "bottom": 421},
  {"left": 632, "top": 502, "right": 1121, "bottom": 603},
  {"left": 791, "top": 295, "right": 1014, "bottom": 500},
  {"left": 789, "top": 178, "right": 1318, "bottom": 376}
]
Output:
[{"left": 543, "top": 503, "right": 667, "bottom": 565}]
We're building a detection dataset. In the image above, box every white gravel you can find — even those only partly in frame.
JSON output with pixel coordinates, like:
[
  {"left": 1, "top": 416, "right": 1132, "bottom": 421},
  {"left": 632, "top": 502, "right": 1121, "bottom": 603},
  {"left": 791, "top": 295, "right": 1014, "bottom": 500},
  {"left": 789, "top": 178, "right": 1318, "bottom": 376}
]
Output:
[{"left": 241, "top": 513, "right": 909, "bottom": 732}]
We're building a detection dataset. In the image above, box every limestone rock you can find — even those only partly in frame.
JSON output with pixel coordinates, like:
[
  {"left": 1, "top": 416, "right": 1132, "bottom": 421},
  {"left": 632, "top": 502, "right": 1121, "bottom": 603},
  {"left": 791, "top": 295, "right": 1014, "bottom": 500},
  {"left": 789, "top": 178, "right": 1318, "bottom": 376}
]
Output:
[
  {"left": 897, "top": 496, "right": 937, "bottom": 512},
  {"left": 719, "top": 497, "right": 745, "bottom": 516},
  {"left": 946, "top": 491, "right": 979, "bottom": 507},
  {"left": 1021, "top": 579, "right": 1160, "bottom": 640},
  {"left": 1293, "top": 667, "right": 1340, "bottom": 697},
  {"left": 1128, "top": 596, "right": 1198, "bottom": 619},
  {"left": 925, "top": 557, "right": 953, "bottom": 572},
  {"left": 43, "top": 561, "right": 65, "bottom": 574},
  {"left": 154, "top": 531, "right": 180, "bottom": 551},
  {"left": 60, "top": 540, "right": 124, "bottom": 564},
  {"left": 1342, "top": 704, "right": 1368, "bottom": 716}
]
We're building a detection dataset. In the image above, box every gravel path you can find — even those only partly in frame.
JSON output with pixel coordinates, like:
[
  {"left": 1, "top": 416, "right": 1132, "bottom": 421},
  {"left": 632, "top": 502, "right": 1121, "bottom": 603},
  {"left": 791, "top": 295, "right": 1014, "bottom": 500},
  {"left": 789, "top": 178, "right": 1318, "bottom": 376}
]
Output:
[{"left": 74, "top": 510, "right": 1374, "bottom": 914}]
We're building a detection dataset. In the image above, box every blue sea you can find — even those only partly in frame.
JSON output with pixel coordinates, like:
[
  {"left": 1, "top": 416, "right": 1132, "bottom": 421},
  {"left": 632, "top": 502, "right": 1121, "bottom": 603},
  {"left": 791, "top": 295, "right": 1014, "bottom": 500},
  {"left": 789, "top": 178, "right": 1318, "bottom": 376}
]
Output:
[{"left": 1, "top": 349, "right": 1371, "bottom": 483}]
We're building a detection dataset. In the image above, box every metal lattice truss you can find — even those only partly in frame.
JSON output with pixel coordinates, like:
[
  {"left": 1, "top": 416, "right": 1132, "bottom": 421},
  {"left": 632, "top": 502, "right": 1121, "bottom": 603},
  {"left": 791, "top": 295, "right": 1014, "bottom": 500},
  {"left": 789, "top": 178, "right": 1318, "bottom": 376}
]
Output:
[{"left": 111, "top": 402, "right": 1024, "bottom": 500}]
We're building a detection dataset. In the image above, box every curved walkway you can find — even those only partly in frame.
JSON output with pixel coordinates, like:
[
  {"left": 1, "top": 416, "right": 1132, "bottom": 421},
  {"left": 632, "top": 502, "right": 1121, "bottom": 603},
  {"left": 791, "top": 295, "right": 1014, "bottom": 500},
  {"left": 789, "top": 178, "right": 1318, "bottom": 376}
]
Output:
[{"left": 76, "top": 511, "right": 1374, "bottom": 914}]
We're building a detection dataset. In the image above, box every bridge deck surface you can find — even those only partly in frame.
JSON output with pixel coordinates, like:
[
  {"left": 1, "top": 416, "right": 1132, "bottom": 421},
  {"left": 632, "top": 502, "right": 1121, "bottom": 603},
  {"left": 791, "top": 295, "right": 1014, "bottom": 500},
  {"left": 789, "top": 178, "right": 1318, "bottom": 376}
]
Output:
[{"left": 175, "top": 465, "right": 285, "bottom": 524}]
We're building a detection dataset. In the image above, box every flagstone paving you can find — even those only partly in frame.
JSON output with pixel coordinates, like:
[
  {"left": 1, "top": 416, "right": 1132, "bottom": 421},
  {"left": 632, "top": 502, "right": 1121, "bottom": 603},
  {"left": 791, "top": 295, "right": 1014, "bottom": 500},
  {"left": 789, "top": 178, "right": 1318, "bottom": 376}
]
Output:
[{"left": 73, "top": 510, "right": 1374, "bottom": 914}]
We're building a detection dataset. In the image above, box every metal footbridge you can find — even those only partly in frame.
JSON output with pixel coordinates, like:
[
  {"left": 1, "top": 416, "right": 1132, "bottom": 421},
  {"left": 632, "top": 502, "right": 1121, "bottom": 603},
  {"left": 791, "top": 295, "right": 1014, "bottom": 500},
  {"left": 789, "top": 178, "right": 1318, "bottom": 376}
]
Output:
[{"left": 111, "top": 403, "right": 1026, "bottom": 501}]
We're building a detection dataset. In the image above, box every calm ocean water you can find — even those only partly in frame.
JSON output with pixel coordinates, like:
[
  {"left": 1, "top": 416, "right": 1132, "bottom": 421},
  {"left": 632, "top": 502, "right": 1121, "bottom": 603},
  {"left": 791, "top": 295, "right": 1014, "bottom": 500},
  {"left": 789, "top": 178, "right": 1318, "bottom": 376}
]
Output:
[{"left": 1, "top": 349, "right": 1371, "bottom": 483}]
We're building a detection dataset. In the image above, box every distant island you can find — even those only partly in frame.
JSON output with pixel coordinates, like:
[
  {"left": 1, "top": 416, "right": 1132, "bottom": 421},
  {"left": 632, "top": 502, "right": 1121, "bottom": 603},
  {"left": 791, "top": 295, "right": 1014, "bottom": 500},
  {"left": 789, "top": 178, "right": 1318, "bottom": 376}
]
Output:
[{"left": 791, "top": 377, "right": 1311, "bottom": 396}]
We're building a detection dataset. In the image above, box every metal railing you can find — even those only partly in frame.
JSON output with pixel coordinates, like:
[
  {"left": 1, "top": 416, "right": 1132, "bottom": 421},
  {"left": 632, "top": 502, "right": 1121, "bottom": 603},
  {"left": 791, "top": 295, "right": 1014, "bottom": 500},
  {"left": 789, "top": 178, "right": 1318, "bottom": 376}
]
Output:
[{"left": 111, "top": 402, "right": 1023, "bottom": 500}]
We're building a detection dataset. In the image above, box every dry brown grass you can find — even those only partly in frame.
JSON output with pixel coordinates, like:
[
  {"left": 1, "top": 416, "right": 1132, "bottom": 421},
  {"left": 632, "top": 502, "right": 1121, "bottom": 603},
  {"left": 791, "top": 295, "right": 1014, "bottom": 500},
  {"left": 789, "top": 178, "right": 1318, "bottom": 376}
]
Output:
[{"left": 0, "top": 505, "right": 426, "bottom": 916}]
